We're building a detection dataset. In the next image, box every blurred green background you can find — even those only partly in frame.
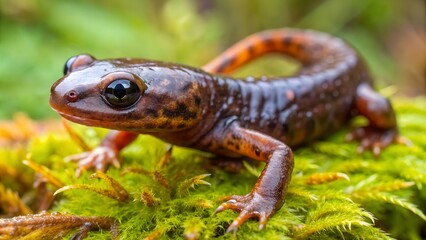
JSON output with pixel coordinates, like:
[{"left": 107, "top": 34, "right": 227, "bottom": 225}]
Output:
[{"left": 0, "top": 0, "right": 425, "bottom": 119}]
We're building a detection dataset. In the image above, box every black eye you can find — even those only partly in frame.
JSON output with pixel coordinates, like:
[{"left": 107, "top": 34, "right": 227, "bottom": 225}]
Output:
[
  {"left": 63, "top": 56, "right": 77, "bottom": 75},
  {"left": 63, "top": 54, "right": 96, "bottom": 75},
  {"left": 104, "top": 79, "right": 141, "bottom": 108}
]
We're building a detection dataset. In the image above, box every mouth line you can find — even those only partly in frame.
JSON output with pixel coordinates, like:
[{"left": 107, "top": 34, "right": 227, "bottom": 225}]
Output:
[
  {"left": 52, "top": 108, "right": 141, "bottom": 132},
  {"left": 54, "top": 109, "right": 103, "bottom": 127}
]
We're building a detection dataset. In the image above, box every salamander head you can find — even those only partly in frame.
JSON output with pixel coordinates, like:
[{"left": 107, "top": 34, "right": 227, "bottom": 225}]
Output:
[{"left": 50, "top": 54, "right": 205, "bottom": 132}]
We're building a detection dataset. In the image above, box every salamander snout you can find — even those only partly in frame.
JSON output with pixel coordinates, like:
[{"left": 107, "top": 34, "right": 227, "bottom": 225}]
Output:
[
  {"left": 49, "top": 83, "right": 77, "bottom": 110},
  {"left": 50, "top": 78, "right": 81, "bottom": 105},
  {"left": 49, "top": 75, "right": 84, "bottom": 110},
  {"left": 50, "top": 53, "right": 97, "bottom": 108}
]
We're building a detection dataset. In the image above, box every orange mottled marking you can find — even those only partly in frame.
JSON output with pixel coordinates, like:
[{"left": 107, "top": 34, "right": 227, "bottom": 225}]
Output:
[{"left": 202, "top": 29, "right": 316, "bottom": 74}]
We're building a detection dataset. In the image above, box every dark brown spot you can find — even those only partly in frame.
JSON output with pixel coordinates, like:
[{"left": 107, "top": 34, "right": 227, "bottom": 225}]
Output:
[
  {"left": 194, "top": 96, "right": 201, "bottom": 106},
  {"left": 235, "top": 144, "right": 240, "bottom": 150},
  {"left": 231, "top": 133, "right": 241, "bottom": 140},
  {"left": 177, "top": 123, "right": 187, "bottom": 129},
  {"left": 282, "top": 122, "right": 289, "bottom": 134},
  {"left": 283, "top": 36, "right": 292, "bottom": 45},
  {"left": 163, "top": 102, "right": 197, "bottom": 120},
  {"left": 268, "top": 120, "right": 276, "bottom": 130},
  {"left": 163, "top": 108, "right": 178, "bottom": 118},
  {"left": 217, "top": 56, "right": 236, "bottom": 72},
  {"left": 262, "top": 37, "right": 275, "bottom": 47},
  {"left": 254, "top": 148, "right": 260, "bottom": 157},
  {"left": 247, "top": 45, "right": 255, "bottom": 55},
  {"left": 144, "top": 108, "right": 159, "bottom": 118},
  {"left": 181, "top": 83, "right": 192, "bottom": 92},
  {"left": 205, "top": 142, "right": 212, "bottom": 149}
]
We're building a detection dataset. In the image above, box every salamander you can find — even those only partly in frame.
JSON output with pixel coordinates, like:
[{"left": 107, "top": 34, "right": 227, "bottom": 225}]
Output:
[{"left": 50, "top": 28, "right": 405, "bottom": 233}]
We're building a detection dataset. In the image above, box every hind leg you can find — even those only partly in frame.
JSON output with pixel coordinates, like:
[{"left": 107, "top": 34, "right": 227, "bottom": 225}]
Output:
[{"left": 346, "top": 83, "right": 410, "bottom": 157}]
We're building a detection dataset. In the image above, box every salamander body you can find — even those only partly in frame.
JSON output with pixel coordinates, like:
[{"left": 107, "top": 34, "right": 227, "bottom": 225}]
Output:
[{"left": 50, "top": 29, "right": 401, "bottom": 232}]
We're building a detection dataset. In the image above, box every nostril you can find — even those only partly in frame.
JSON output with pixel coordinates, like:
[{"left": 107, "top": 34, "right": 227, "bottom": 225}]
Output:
[{"left": 66, "top": 90, "right": 78, "bottom": 102}]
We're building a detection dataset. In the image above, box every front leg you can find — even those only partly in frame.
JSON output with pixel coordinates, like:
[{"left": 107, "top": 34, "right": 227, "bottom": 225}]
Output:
[
  {"left": 211, "top": 122, "right": 294, "bottom": 233},
  {"left": 66, "top": 130, "right": 138, "bottom": 176}
]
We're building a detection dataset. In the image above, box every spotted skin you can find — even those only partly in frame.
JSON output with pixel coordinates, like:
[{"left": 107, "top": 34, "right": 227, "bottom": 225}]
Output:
[{"left": 50, "top": 28, "right": 403, "bottom": 233}]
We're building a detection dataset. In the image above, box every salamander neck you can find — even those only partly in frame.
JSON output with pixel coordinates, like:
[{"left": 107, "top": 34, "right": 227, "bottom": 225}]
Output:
[{"left": 148, "top": 71, "right": 221, "bottom": 146}]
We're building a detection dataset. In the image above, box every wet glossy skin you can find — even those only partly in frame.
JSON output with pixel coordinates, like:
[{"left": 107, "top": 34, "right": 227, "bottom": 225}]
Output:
[{"left": 50, "top": 29, "right": 401, "bottom": 233}]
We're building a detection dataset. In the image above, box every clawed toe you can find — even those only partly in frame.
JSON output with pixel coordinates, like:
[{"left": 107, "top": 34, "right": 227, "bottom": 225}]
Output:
[
  {"left": 396, "top": 135, "right": 412, "bottom": 147},
  {"left": 226, "top": 220, "right": 240, "bottom": 234},
  {"left": 224, "top": 210, "right": 265, "bottom": 234},
  {"left": 347, "top": 125, "right": 408, "bottom": 157},
  {"left": 64, "top": 152, "right": 91, "bottom": 162},
  {"left": 214, "top": 197, "right": 244, "bottom": 214},
  {"left": 214, "top": 193, "right": 275, "bottom": 233},
  {"left": 64, "top": 147, "right": 120, "bottom": 177}
]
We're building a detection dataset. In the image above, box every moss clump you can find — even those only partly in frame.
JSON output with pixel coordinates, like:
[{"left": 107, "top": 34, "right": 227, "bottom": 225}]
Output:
[{"left": 1, "top": 97, "right": 425, "bottom": 239}]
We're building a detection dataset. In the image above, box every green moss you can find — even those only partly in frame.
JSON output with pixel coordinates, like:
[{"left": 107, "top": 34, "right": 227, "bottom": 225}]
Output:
[{"left": 1, "top": 97, "right": 425, "bottom": 239}]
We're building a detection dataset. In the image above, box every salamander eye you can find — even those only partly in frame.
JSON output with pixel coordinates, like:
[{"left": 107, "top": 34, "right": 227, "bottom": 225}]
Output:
[
  {"left": 104, "top": 79, "right": 141, "bottom": 108},
  {"left": 63, "top": 56, "right": 77, "bottom": 75},
  {"left": 63, "top": 54, "right": 96, "bottom": 75}
]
